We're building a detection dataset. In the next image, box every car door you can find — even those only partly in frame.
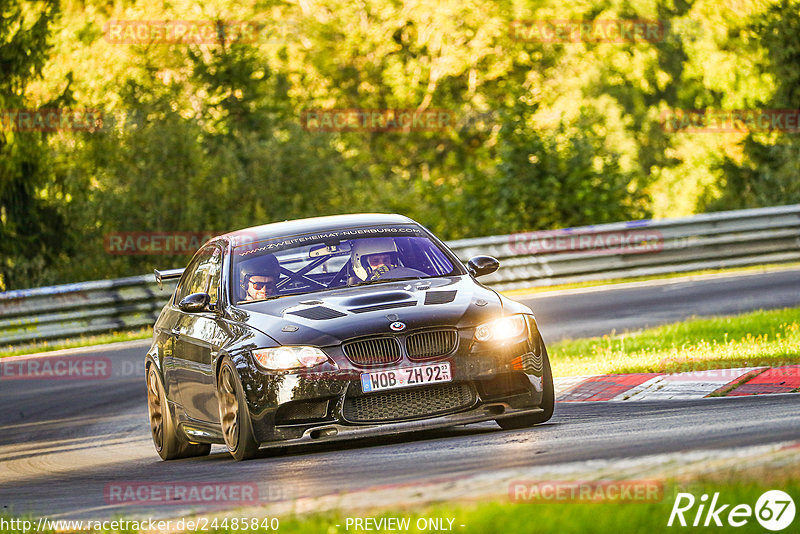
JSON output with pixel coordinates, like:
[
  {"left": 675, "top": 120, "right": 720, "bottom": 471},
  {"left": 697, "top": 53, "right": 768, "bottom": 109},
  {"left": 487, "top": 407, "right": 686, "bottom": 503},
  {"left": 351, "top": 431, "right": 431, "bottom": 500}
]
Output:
[
  {"left": 159, "top": 253, "right": 210, "bottom": 404},
  {"left": 172, "top": 243, "right": 227, "bottom": 423}
]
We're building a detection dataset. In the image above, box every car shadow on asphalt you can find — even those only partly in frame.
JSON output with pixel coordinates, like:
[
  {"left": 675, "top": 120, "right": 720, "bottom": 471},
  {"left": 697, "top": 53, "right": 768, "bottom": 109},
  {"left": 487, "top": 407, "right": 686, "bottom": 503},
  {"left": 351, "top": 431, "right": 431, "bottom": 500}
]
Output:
[{"left": 194, "top": 420, "right": 562, "bottom": 462}]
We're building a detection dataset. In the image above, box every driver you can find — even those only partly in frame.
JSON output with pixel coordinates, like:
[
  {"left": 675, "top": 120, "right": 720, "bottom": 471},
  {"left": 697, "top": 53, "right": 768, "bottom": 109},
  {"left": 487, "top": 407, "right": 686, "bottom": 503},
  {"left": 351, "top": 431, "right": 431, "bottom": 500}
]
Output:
[
  {"left": 239, "top": 254, "right": 280, "bottom": 301},
  {"left": 351, "top": 238, "right": 400, "bottom": 282}
]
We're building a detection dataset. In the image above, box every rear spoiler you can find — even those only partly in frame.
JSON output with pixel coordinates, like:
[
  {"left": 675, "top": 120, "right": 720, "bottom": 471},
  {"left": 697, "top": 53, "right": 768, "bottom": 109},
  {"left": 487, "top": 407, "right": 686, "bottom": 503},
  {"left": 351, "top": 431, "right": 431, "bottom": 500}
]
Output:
[{"left": 154, "top": 268, "right": 185, "bottom": 290}]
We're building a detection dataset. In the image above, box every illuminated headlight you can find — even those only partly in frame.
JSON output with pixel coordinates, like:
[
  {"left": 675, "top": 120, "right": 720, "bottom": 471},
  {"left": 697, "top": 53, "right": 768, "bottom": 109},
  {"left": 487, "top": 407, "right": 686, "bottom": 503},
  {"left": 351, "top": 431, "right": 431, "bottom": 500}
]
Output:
[
  {"left": 474, "top": 315, "right": 528, "bottom": 342},
  {"left": 253, "top": 346, "right": 328, "bottom": 370}
]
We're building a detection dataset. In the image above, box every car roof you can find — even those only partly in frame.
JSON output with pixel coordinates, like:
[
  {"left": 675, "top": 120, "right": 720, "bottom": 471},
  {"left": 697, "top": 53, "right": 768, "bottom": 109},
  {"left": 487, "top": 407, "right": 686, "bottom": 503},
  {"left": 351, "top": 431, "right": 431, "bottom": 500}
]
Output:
[{"left": 217, "top": 213, "right": 418, "bottom": 247}]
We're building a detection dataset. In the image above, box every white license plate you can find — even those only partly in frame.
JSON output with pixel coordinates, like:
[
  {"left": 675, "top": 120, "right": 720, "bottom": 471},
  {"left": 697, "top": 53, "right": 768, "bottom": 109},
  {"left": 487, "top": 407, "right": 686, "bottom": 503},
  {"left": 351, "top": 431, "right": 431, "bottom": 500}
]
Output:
[{"left": 360, "top": 362, "right": 452, "bottom": 393}]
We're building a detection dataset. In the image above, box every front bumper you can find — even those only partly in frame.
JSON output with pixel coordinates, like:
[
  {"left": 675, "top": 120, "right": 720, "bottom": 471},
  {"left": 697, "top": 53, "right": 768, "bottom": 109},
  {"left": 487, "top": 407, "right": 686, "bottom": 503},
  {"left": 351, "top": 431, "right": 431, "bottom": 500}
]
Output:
[{"left": 234, "top": 318, "right": 549, "bottom": 445}]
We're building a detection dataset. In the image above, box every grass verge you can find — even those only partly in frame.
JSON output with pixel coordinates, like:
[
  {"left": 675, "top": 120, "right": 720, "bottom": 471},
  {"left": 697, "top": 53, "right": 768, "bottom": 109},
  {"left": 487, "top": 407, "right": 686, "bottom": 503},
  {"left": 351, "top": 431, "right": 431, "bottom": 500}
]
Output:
[
  {"left": 549, "top": 306, "right": 800, "bottom": 377},
  {"left": 0, "top": 328, "right": 152, "bottom": 359},
  {"left": 279, "top": 478, "right": 796, "bottom": 534},
  {"left": 268, "top": 478, "right": 800, "bottom": 534}
]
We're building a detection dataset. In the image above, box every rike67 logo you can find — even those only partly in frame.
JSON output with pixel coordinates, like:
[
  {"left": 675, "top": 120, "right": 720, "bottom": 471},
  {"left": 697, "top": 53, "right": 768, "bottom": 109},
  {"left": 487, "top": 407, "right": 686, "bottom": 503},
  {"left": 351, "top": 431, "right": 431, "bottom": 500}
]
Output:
[{"left": 668, "top": 490, "right": 796, "bottom": 531}]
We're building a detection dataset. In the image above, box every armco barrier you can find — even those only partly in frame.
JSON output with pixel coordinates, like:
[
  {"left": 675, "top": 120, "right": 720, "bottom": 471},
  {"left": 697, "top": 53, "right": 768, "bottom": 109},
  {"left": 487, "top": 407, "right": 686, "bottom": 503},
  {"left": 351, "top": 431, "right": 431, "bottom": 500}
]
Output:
[
  {"left": 1, "top": 205, "right": 799, "bottom": 345},
  {"left": 451, "top": 204, "right": 800, "bottom": 290},
  {"left": 0, "top": 276, "right": 178, "bottom": 345}
]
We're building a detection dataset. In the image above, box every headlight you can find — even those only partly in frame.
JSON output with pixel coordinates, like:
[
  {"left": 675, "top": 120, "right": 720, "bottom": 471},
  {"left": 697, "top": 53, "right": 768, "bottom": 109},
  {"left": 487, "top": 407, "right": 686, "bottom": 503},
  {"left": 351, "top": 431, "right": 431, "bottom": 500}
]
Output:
[
  {"left": 474, "top": 315, "right": 527, "bottom": 342},
  {"left": 253, "top": 346, "right": 328, "bottom": 370}
]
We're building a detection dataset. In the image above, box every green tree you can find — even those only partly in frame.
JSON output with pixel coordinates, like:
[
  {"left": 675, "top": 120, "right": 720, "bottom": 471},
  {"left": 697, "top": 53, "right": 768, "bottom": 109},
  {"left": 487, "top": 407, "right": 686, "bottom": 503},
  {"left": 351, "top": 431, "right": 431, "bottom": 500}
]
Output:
[
  {"left": 0, "top": 0, "right": 73, "bottom": 290},
  {"left": 706, "top": 0, "right": 800, "bottom": 210},
  {"left": 486, "top": 100, "right": 649, "bottom": 234}
]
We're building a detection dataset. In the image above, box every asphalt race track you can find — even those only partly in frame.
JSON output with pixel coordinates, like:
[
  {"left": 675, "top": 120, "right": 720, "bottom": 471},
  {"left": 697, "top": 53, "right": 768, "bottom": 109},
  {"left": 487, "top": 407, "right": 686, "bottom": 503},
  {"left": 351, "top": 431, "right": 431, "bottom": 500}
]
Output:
[
  {"left": 523, "top": 268, "right": 800, "bottom": 340},
  {"left": 1, "top": 269, "right": 799, "bottom": 521}
]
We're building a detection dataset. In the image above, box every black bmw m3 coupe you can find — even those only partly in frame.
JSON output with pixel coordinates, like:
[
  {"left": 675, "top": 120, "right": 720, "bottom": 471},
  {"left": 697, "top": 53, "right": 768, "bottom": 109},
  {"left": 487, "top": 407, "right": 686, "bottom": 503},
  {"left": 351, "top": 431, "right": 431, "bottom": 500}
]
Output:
[{"left": 146, "top": 214, "right": 553, "bottom": 460}]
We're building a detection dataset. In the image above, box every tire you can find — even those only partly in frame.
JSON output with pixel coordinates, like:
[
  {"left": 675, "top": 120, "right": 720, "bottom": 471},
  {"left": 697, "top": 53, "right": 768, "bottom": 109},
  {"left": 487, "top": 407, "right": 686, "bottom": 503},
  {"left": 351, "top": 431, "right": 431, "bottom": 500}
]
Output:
[
  {"left": 217, "top": 358, "right": 261, "bottom": 461},
  {"left": 496, "top": 351, "right": 555, "bottom": 430},
  {"left": 146, "top": 363, "right": 211, "bottom": 460}
]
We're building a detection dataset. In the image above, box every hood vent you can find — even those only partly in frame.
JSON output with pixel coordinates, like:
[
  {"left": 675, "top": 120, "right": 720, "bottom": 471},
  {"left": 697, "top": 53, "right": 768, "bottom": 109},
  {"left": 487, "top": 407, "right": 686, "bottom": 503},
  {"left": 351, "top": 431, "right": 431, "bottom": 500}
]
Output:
[
  {"left": 287, "top": 306, "right": 346, "bottom": 320},
  {"left": 424, "top": 291, "right": 457, "bottom": 305},
  {"left": 349, "top": 301, "right": 417, "bottom": 314},
  {"left": 343, "top": 291, "right": 413, "bottom": 306}
]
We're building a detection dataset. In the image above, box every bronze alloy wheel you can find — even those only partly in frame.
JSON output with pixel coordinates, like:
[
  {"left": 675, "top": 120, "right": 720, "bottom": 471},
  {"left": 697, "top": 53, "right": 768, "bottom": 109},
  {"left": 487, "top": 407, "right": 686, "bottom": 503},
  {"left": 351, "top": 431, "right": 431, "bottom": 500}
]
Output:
[
  {"left": 147, "top": 367, "right": 165, "bottom": 452},
  {"left": 218, "top": 364, "right": 240, "bottom": 450},
  {"left": 146, "top": 363, "right": 211, "bottom": 460},
  {"left": 217, "top": 358, "right": 260, "bottom": 460}
]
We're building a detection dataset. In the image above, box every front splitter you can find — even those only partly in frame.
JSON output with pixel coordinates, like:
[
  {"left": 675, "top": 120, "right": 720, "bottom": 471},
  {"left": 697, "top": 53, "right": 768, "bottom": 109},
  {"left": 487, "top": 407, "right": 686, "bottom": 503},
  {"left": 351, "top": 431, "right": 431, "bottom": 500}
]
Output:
[{"left": 257, "top": 403, "right": 544, "bottom": 449}]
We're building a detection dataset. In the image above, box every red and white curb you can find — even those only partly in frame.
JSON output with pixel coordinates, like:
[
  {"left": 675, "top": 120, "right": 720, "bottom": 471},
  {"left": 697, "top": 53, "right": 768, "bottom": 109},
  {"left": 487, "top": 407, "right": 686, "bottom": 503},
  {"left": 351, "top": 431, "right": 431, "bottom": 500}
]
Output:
[{"left": 554, "top": 365, "right": 800, "bottom": 401}]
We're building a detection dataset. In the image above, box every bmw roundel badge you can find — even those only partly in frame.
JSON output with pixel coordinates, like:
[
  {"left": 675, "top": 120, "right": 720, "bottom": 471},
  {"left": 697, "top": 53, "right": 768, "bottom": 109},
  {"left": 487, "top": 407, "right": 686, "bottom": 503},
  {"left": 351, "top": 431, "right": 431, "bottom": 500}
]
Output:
[{"left": 390, "top": 321, "right": 406, "bottom": 331}]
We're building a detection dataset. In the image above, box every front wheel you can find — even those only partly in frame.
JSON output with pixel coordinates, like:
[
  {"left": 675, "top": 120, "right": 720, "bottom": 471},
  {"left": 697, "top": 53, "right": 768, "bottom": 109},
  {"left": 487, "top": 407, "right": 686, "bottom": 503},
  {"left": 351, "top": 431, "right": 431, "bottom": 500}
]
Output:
[
  {"left": 217, "top": 358, "right": 261, "bottom": 461},
  {"left": 146, "top": 364, "right": 211, "bottom": 460},
  {"left": 496, "top": 352, "right": 554, "bottom": 430}
]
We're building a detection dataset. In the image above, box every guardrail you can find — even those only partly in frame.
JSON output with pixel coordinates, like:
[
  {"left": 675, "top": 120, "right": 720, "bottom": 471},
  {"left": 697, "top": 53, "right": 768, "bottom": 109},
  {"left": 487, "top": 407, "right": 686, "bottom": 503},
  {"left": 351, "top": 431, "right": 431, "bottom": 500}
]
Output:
[
  {"left": 451, "top": 203, "right": 800, "bottom": 290},
  {"left": 2, "top": 204, "right": 799, "bottom": 345},
  {"left": 0, "top": 275, "right": 179, "bottom": 346}
]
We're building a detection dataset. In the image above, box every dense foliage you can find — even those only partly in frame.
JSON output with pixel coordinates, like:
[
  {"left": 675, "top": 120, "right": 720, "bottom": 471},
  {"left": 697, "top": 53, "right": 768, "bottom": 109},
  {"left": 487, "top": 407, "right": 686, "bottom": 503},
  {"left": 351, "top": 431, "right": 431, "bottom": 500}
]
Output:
[{"left": 1, "top": 0, "right": 798, "bottom": 289}]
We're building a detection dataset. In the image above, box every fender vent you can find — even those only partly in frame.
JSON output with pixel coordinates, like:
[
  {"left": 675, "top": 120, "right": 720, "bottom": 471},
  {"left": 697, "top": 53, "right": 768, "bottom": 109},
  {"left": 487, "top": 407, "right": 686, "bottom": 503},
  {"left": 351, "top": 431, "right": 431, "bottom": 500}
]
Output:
[{"left": 521, "top": 351, "right": 543, "bottom": 374}]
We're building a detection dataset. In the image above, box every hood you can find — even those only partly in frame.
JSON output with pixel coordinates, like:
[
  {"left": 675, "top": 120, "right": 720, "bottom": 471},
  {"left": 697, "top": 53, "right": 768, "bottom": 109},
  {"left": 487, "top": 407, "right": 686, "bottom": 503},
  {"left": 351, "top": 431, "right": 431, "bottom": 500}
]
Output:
[{"left": 230, "top": 275, "right": 505, "bottom": 346}]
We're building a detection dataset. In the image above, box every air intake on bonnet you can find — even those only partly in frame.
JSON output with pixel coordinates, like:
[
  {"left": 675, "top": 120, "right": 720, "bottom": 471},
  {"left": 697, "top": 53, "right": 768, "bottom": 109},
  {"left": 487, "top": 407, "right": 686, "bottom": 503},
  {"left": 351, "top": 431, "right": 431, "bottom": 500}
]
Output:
[
  {"left": 349, "top": 301, "right": 417, "bottom": 314},
  {"left": 287, "top": 306, "right": 346, "bottom": 320},
  {"left": 424, "top": 291, "right": 457, "bottom": 305}
]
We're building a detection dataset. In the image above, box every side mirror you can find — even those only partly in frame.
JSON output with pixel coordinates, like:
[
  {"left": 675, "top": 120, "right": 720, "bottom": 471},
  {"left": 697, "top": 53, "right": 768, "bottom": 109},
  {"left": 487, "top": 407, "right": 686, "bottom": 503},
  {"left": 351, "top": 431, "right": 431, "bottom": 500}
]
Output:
[
  {"left": 178, "top": 292, "right": 212, "bottom": 313},
  {"left": 467, "top": 255, "right": 500, "bottom": 278}
]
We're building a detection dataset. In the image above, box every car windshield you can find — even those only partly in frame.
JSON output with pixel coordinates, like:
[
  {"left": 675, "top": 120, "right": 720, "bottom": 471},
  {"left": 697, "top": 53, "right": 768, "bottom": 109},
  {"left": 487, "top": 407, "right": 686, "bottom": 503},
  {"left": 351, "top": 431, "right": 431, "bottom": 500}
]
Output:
[{"left": 231, "top": 225, "right": 462, "bottom": 303}]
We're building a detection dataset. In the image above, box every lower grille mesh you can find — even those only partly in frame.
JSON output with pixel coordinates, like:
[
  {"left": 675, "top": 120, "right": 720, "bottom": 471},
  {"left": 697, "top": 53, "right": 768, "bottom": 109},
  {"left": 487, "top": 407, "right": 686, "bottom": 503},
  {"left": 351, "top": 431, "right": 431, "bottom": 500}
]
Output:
[{"left": 343, "top": 382, "right": 476, "bottom": 423}]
